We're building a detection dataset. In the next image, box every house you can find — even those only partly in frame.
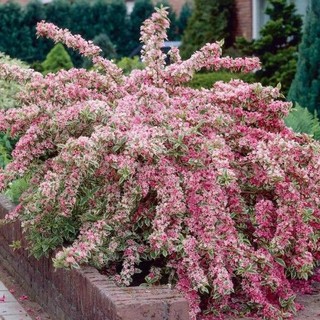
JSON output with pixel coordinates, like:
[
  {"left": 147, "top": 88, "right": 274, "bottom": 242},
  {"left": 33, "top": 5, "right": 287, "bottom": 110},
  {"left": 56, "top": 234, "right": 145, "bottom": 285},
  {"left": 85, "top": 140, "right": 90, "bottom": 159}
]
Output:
[
  {"left": 126, "top": 0, "right": 310, "bottom": 40},
  {"left": 246, "top": 0, "right": 310, "bottom": 39}
]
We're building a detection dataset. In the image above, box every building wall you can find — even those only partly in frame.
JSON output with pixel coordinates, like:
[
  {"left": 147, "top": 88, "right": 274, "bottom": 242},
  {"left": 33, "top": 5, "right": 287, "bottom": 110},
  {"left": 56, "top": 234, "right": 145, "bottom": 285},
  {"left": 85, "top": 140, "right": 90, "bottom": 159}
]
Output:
[
  {"left": 235, "top": 0, "right": 252, "bottom": 39},
  {"left": 166, "top": 0, "right": 186, "bottom": 14}
]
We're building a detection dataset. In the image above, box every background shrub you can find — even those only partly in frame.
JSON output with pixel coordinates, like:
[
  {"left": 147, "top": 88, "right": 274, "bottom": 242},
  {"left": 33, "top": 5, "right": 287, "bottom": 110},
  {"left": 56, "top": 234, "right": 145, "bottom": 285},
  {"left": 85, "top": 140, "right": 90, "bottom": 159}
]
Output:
[
  {"left": 0, "top": 2, "right": 33, "bottom": 61},
  {"left": 41, "top": 43, "right": 73, "bottom": 74},
  {"left": 116, "top": 56, "right": 144, "bottom": 75},
  {"left": 187, "top": 71, "right": 244, "bottom": 89}
]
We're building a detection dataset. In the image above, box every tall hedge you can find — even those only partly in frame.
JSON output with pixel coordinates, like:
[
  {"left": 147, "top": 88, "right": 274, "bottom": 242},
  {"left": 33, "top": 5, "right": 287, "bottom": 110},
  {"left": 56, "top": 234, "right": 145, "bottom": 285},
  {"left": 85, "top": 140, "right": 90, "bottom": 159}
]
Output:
[
  {"left": 288, "top": 0, "right": 320, "bottom": 115},
  {"left": 180, "top": 0, "right": 236, "bottom": 59},
  {"left": 103, "top": 0, "right": 129, "bottom": 57},
  {"left": 0, "top": 2, "right": 33, "bottom": 61},
  {"left": 128, "top": 0, "right": 154, "bottom": 55},
  {"left": 23, "top": 0, "right": 49, "bottom": 62},
  {"left": 0, "top": 0, "right": 129, "bottom": 64}
]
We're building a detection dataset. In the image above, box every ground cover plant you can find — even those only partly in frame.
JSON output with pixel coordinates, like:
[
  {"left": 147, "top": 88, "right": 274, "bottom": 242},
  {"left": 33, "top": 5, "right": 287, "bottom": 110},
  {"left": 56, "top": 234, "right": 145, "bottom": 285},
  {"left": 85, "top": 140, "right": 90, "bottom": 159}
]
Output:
[{"left": 1, "top": 7, "right": 320, "bottom": 320}]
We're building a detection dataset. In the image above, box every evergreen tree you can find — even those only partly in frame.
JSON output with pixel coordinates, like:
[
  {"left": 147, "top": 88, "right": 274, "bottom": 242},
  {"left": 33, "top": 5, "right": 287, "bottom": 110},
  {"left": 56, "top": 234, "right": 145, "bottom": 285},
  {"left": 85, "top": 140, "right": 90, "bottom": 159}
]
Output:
[
  {"left": 288, "top": 0, "right": 320, "bottom": 115},
  {"left": 237, "top": 0, "right": 302, "bottom": 95},
  {"left": 180, "top": 0, "right": 236, "bottom": 59},
  {"left": 177, "top": 2, "right": 192, "bottom": 38},
  {"left": 41, "top": 43, "right": 73, "bottom": 74}
]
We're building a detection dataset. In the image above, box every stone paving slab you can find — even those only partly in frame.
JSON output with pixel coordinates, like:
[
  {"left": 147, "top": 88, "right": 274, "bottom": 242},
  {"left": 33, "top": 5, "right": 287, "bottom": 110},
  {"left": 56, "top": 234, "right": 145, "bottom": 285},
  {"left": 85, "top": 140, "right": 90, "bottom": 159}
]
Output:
[
  {"left": 0, "top": 292, "right": 16, "bottom": 303},
  {"left": 0, "top": 315, "right": 31, "bottom": 320},
  {"left": 0, "top": 281, "right": 31, "bottom": 320}
]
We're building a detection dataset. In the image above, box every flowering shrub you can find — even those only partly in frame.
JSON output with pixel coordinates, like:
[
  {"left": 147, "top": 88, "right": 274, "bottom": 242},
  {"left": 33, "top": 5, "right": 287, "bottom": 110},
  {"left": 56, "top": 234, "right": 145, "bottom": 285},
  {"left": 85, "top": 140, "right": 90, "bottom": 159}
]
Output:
[
  {"left": 1, "top": 7, "right": 320, "bottom": 320},
  {"left": 0, "top": 52, "right": 28, "bottom": 110},
  {"left": 0, "top": 53, "right": 25, "bottom": 169}
]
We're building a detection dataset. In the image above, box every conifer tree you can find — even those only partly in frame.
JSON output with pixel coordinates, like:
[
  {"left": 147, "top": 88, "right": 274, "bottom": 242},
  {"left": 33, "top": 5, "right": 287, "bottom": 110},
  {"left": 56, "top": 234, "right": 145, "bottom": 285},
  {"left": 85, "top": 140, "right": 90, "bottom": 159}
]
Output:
[
  {"left": 177, "top": 1, "right": 192, "bottom": 38},
  {"left": 237, "top": 0, "right": 302, "bottom": 94},
  {"left": 41, "top": 43, "right": 73, "bottom": 74},
  {"left": 288, "top": 0, "right": 320, "bottom": 115},
  {"left": 180, "top": 0, "right": 235, "bottom": 59}
]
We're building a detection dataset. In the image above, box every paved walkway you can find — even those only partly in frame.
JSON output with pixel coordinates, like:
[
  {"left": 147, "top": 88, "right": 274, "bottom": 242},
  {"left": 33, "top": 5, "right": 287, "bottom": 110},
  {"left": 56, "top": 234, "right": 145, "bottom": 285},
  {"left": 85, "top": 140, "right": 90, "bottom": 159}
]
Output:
[{"left": 0, "top": 281, "right": 31, "bottom": 320}]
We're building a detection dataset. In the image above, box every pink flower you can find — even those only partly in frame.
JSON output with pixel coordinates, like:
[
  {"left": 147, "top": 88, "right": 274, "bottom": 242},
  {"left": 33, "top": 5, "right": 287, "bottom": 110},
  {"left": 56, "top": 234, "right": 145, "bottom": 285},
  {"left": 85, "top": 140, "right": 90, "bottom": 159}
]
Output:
[{"left": 1, "top": 7, "right": 319, "bottom": 320}]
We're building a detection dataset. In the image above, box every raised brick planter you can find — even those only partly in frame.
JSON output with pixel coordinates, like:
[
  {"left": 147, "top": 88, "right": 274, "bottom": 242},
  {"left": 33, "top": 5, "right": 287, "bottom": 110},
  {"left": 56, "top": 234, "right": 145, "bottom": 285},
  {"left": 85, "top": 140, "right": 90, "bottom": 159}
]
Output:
[{"left": 0, "top": 194, "right": 190, "bottom": 320}]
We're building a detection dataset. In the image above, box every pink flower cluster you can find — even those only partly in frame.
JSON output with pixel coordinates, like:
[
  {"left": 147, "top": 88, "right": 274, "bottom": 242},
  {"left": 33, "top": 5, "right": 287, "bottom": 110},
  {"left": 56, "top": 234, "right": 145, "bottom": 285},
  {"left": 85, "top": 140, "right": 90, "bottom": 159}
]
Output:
[
  {"left": 37, "top": 21, "right": 123, "bottom": 84},
  {"left": 1, "top": 7, "right": 320, "bottom": 320}
]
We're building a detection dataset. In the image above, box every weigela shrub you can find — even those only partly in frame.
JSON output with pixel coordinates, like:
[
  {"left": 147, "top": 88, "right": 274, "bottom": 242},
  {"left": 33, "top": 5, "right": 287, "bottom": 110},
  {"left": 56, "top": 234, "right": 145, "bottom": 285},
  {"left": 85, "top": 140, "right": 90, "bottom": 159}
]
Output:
[{"left": 1, "top": 8, "right": 320, "bottom": 320}]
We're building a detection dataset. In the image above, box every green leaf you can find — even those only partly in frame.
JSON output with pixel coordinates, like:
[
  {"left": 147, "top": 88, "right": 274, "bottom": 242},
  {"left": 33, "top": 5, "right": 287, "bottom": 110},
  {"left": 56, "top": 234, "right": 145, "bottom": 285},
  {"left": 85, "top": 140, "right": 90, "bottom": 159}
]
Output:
[{"left": 275, "top": 257, "right": 286, "bottom": 268}]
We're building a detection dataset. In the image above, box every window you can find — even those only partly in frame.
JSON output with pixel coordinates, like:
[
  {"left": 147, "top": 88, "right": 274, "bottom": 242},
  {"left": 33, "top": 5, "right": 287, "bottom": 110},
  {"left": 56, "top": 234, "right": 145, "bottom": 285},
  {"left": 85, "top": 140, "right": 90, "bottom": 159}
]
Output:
[
  {"left": 252, "top": 0, "right": 267, "bottom": 39},
  {"left": 252, "top": 0, "right": 310, "bottom": 39}
]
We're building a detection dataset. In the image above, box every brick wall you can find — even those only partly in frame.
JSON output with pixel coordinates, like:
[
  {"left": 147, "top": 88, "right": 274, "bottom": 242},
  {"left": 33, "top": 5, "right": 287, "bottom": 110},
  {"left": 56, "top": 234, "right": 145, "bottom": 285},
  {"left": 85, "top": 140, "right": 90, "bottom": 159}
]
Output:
[
  {"left": 235, "top": 0, "right": 252, "bottom": 39},
  {"left": 0, "top": 195, "right": 190, "bottom": 320}
]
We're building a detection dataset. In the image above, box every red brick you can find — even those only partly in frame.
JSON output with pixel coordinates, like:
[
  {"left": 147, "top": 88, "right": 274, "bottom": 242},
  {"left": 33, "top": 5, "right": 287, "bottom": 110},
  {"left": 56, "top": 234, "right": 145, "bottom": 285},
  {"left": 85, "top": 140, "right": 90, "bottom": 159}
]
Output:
[
  {"left": 0, "top": 195, "right": 190, "bottom": 320},
  {"left": 235, "top": 0, "right": 252, "bottom": 39}
]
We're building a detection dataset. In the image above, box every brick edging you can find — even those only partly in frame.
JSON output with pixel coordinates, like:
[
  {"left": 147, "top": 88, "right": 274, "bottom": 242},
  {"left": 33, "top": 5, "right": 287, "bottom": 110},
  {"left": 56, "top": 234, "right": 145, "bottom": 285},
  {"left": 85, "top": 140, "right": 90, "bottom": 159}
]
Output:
[{"left": 0, "top": 194, "right": 190, "bottom": 320}]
